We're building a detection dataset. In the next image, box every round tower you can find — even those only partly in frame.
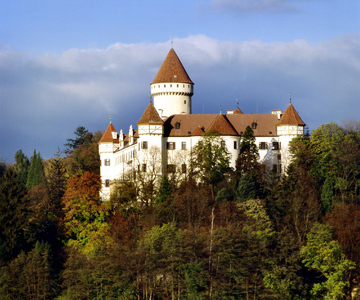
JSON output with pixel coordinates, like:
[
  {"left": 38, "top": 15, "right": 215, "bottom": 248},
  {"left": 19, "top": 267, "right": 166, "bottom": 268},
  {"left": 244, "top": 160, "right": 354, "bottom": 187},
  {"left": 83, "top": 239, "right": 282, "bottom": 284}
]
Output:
[{"left": 150, "top": 48, "right": 194, "bottom": 119}]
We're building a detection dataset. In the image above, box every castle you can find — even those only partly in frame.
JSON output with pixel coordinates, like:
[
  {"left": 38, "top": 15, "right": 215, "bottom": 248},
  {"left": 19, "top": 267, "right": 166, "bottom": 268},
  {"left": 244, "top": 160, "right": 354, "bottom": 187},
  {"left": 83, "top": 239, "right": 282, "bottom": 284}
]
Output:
[{"left": 99, "top": 48, "right": 305, "bottom": 198}]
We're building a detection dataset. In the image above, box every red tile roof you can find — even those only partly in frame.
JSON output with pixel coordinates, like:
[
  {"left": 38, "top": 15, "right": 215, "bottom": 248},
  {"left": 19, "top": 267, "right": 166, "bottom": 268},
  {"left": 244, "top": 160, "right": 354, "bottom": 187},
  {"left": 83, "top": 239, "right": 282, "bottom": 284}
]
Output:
[
  {"left": 99, "top": 123, "right": 119, "bottom": 143},
  {"left": 207, "top": 114, "right": 238, "bottom": 135},
  {"left": 151, "top": 48, "right": 193, "bottom": 84},
  {"left": 192, "top": 126, "right": 205, "bottom": 136},
  {"left": 137, "top": 102, "right": 164, "bottom": 124},
  {"left": 164, "top": 114, "right": 278, "bottom": 137},
  {"left": 277, "top": 103, "right": 305, "bottom": 126},
  {"left": 233, "top": 107, "right": 243, "bottom": 114}
]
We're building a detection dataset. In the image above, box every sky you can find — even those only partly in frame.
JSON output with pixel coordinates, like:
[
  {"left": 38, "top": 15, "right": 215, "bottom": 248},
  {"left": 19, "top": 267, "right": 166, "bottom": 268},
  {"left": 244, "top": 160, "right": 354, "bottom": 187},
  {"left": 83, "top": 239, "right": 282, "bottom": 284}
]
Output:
[{"left": 1, "top": 0, "right": 359, "bottom": 163}]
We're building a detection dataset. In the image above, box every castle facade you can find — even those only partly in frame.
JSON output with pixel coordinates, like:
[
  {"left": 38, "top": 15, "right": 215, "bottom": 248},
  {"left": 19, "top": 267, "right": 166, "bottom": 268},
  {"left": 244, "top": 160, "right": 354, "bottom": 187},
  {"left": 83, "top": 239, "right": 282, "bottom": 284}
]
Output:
[{"left": 99, "top": 48, "right": 305, "bottom": 198}]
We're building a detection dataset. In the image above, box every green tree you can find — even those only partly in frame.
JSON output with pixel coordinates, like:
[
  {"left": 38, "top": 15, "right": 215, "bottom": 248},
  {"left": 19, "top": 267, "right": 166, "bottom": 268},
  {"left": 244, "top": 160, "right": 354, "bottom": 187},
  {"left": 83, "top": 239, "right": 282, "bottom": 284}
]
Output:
[
  {"left": 236, "top": 126, "right": 260, "bottom": 177},
  {"left": 14, "top": 149, "right": 30, "bottom": 188},
  {"left": 0, "top": 169, "right": 30, "bottom": 262},
  {"left": 190, "top": 131, "right": 231, "bottom": 192},
  {"left": 236, "top": 173, "right": 257, "bottom": 203},
  {"left": 26, "top": 150, "right": 45, "bottom": 190},
  {"left": 300, "top": 223, "right": 355, "bottom": 299},
  {"left": 62, "top": 171, "right": 110, "bottom": 253},
  {"left": 154, "top": 175, "right": 175, "bottom": 225},
  {"left": 64, "top": 126, "right": 90, "bottom": 154},
  {"left": 0, "top": 241, "right": 57, "bottom": 299}
]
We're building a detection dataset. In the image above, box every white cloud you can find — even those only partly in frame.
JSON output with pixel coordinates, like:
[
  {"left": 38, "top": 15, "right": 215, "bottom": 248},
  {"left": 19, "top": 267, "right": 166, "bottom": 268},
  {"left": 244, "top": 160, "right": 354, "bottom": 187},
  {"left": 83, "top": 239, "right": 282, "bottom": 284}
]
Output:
[{"left": 1, "top": 34, "right": 360, "bottom": 162}]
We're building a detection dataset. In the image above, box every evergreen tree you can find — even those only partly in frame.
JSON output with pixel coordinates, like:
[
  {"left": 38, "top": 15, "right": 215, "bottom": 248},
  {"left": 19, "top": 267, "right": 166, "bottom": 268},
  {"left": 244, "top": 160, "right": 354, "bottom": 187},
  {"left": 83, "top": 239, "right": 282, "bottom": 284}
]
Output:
[
  {"left": 64, "top": 126, "right": 90, "bottom": 154},
  {"left": 236, "top": 126, "right": 260, "bottom": 177},
  {"left": 26, "top": 150, "right": 45, "bottom": 190},
  {"left": 14, "top": 149, "right": 30, "bottom": 188},
  {"left": 0, "top": 169, "right": 30, "bottom": 262}
]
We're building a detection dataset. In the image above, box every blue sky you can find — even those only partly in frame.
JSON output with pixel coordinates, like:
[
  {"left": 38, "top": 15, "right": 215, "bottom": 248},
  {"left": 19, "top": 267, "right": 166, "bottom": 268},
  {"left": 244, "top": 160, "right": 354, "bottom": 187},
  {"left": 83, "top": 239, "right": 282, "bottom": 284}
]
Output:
[{"left": 1, "top": 0, "right": 360, "bottom": 162}]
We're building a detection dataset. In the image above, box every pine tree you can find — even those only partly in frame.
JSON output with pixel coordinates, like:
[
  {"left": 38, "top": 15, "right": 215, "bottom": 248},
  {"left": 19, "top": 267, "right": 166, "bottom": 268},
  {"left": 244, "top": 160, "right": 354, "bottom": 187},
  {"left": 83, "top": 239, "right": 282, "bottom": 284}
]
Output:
[
  {"left": 14, "top": 149, "right": 30, "bottom": 188},
  {"left": 0, "top": 169, "right": 30, "bottom": 262},
  {"left": 236, "top": 126, "right": 260, "bottom": 177},
  {"left": 26, "top": 150, "right": 45, "bottom": 190},
  {"left": 64, "top": 126, "right": 90, "bottom": 154}
]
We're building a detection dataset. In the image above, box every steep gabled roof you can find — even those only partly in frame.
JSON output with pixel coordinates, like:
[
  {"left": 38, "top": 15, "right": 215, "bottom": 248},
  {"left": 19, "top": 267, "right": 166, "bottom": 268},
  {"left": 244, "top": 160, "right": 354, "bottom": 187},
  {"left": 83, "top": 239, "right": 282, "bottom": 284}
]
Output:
[
  {"left": 192, "top": 126, "right": 205, "bottom": 136},
  {"left": 233, "top": 107, "right": 243, "bottom": 114},
  {"left": 207, "top": 114, "right": 238, "bottom": 136},
  {"left": 151, "top": 48, "right": 193, "bottom": 84},
  {"left": 99, "top": 123, "right": 118, "bottom": 143},
  {"left": 277, "top": 103, "right": 305, "bottom": 126},
  {"left": 137, "top": 102, "right": 164, "bottom": 124}
]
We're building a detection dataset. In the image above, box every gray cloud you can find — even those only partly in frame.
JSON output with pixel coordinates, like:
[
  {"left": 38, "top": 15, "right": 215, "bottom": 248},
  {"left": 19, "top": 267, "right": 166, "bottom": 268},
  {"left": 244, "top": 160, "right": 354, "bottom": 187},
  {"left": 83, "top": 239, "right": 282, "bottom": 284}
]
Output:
[
  {"left": 203, "top": 0, "right": 299, "bottom": 14},
  {"left": 1, "top": 35, "right": 359, "bottom": 162}
]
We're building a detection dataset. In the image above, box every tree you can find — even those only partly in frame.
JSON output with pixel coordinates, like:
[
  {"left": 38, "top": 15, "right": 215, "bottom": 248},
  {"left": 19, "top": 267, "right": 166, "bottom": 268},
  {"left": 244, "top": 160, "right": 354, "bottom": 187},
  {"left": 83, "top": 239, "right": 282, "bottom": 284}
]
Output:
[
  {"left": 236, "top": 126, "right": 260, "bottom": 177},
  {"left": 300, "top": 223, "right": 355, "bottom": 299},
  {"left": 14, "top": 149, "right": 30, "bottom": 188},
  {"left": 236, "top": 173, "right": 257, "bottom": 203},
  {"left": 26, "top": 150, "right": 45, "bottom": 190},
  {"left": 62, "top": 171, "right": 110, "bottom": 253},
  {"left": 0, "top": 241, "right": 57, "bottom": 299},
  {"left": 154, "top": 175, "right": 175, "bottom": 225},
  {"left": 190, "top": 131, "right": 231, "bottom": 192},
  {"left": 64, "top": 126, "right": 90, "bottom": 154},
  {"left": 0, "top": 169, "right": 31, "bottom": 262}
]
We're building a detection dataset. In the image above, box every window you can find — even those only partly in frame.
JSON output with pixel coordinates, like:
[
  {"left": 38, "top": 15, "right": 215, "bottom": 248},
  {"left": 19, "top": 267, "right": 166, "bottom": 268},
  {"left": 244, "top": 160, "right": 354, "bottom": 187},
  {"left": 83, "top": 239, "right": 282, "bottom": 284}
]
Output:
[
  {"left": 141, "top": 141, "right": 148, "bottom": 149},
  {"left": 277, "top": 154, "right": 281, "bottom": 160},
  {"left": 234, "top": 141, "right": 237, "bottom": 149},
  {"left": 221, "top": 141, "right": 226, "bottom": 149},
  {"left": 175, "top": 122, "right": 180, "bottom": 129},
  {"left": 105, "top": 179, "right": 110, "bottom": 187},
  {"left": 259, "top": 142, "right": 268, "bottom": 150},
  {"left": 142, "top": 164, "right": 147, "bottom": 172},
  {"left": 167, "top": 164, "right": 176, "bottom": 173},
  {"left": 105, "top": 159, "right": 110, "bottom": 166},
  {"left": 252, "top": 122, "right": 257, "bottom": 129},
  {"left": 272, "top": 142, "right": 280, "bottom": 150},
  {"left": 182, "top": 164, "right": 187, "bottom": 173},
  {"left": 167, "top": 142, "right": 175, "bottom": 150},
  {"left": 184, "top": 100, "right": 186, "bottom": 104},
  {"left": 181, "top": 142, "right": 187, "bottom": 150}
]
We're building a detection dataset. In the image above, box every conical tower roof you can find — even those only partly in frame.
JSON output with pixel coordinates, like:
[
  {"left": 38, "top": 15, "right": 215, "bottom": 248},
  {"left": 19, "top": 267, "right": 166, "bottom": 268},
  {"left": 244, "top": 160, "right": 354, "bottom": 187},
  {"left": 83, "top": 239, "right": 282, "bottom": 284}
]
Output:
[
  {"left": 151, "top": 48, "right": 193, "bottom": 84},
  {"left": 99, "top": 123, "right": 118, "bottom": 143},
  {"left": 207, "top": 114, "right": 238, "bottom": 135},
  {"left": 277, "top": 103, "right": 305, "bottom": 126},
  {"left": 137, "top": 102, "right": 164, "bottom": 124}
]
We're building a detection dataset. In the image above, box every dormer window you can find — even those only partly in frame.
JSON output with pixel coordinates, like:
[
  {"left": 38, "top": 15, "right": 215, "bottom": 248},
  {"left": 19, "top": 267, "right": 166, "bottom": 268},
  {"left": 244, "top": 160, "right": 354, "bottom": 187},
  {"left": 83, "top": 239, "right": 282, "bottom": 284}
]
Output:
[
  {"left": 252, "top": 122, "right": 257, "bottom": 129},
  {"left": 175, "top": 122, "right": 180, "bottom": 129}
]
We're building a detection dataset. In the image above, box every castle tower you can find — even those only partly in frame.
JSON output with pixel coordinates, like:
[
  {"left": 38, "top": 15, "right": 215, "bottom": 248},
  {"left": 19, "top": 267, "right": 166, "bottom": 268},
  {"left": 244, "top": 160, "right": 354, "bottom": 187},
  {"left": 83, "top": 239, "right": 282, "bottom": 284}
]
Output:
[{"left": 150, "top": 48, "right": 194, "bottom": 119}]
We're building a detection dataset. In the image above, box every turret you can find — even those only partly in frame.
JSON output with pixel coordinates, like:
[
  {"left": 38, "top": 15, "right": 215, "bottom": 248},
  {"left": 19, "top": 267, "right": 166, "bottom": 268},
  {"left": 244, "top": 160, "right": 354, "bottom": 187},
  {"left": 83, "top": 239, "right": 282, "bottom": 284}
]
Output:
[{"left": 150, "top": 48, "right": 194, "bottom": 119}]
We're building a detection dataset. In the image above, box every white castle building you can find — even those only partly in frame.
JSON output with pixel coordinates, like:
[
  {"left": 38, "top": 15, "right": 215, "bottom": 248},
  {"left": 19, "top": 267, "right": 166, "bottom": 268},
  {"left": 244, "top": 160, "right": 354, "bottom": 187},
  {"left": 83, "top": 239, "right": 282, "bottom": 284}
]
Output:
[{"left": 99, "top": 48, "right": 305, "bottom": 198}]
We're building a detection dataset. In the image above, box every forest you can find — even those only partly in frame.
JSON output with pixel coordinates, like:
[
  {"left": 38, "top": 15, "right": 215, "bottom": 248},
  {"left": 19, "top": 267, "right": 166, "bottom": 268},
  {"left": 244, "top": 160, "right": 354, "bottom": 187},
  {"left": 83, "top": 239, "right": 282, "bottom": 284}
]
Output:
[{"left": 1, "top": 122, "right": 360, "bottom": 300}]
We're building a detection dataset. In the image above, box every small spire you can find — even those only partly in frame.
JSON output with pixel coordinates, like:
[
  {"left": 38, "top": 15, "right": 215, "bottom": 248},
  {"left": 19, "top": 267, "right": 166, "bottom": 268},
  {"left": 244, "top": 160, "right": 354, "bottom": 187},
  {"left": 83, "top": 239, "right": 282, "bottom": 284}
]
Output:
[
  {"left": 109, "top": 114, "right": 112, "bottom": 124},
  {"left": 236, "top": 99, "right": 239, "bottom": 108},
  {"left": 170, "top": 35, "right": 173, "bottom": 48},
  {"left": 219, "top": 104, "right": 222, "bottom": 115},
  {"left": 289, "top": 92, "right": 292, "bottom": 104}
]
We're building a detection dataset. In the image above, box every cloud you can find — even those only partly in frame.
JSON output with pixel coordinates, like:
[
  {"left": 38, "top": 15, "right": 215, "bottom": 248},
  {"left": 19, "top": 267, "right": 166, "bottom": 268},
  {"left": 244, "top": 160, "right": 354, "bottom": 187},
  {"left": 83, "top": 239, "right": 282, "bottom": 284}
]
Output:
[
  {"left": 1, "top": 34, "right": 360, "bottom": 162},
  {"left": 203, "top": 0, "right": 300, "bottom": 14}
]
